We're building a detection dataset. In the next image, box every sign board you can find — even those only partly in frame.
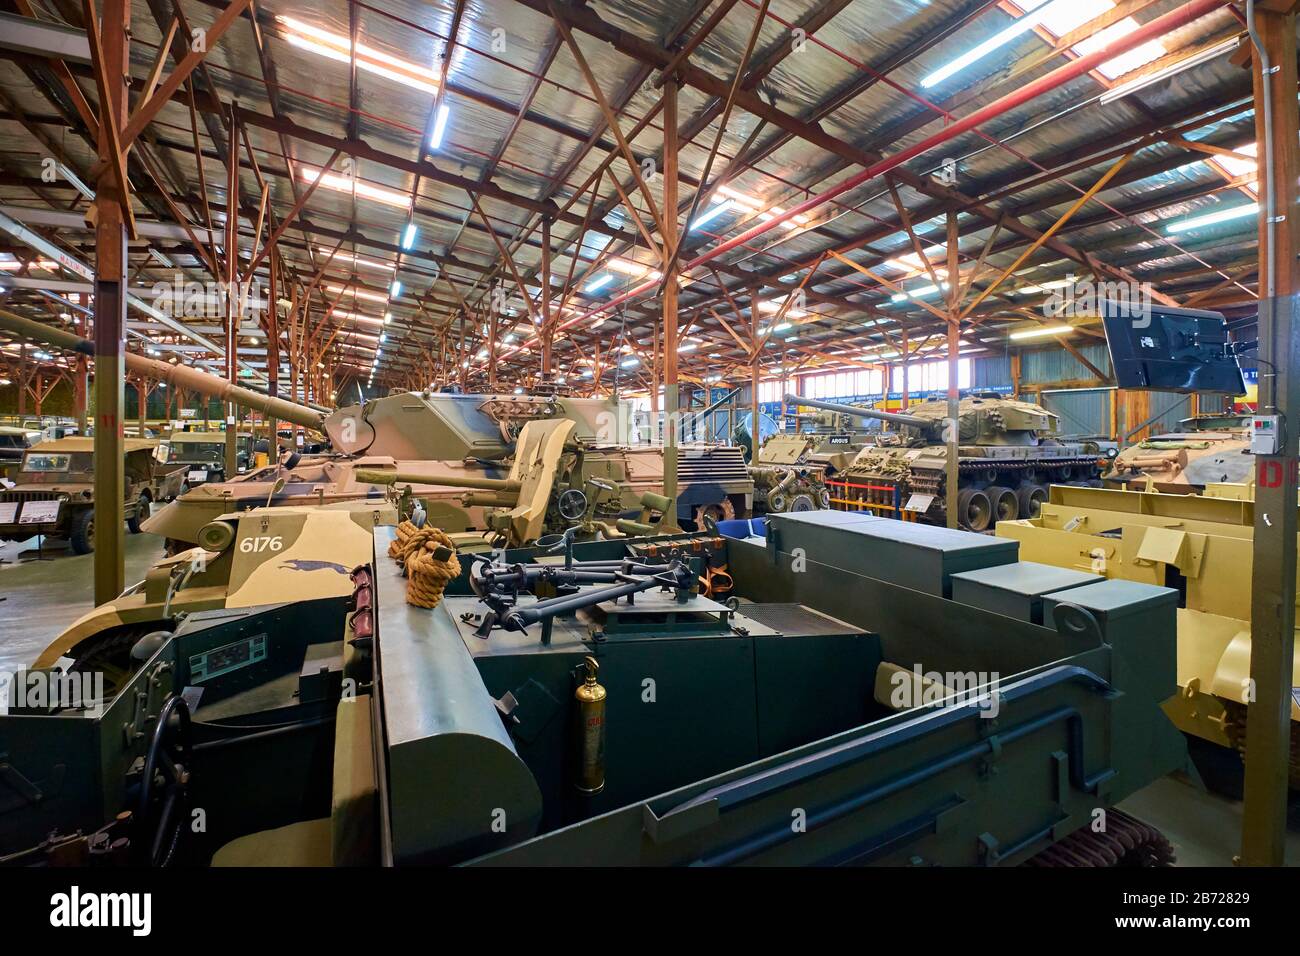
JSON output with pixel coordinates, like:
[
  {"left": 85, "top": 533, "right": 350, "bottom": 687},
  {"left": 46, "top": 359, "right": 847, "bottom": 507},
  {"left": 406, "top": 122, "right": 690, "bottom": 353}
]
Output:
[
  {"left": 179, "top": 409, "right": 198, "bottom": 419},
  {"left": 18, "top": 500, "right": 61, "bottom": 525},
  {"left": 188, "top": 469, "right": 209, "bottom": 483},
  {"left": 904, "top": 493, "right": 935, "bottom": 513},
  {"left": 826, "top": 435, "right": 853, "bottom": 446},
  {"left": 0, "top": 502, "right": 17, "bottom": 524}
]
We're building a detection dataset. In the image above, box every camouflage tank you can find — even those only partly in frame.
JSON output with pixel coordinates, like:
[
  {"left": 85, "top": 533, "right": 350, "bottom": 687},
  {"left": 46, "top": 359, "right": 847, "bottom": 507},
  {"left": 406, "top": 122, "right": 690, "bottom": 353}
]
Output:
[
  {"left": 788, "top": 393, "right": 1106, "bottom": 530},
  {"left": 1104, "top": 412, "right": 1254, "bottom": 492}
]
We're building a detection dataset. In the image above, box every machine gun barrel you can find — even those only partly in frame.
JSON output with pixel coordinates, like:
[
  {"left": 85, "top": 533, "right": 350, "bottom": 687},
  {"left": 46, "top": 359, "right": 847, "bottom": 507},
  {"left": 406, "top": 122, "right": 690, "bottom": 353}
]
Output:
[
  {"left": 353, "top": 467, "right": 523, "bottom": 493},
  {"left": 0, "top": 307, "right": 328, "bottom": 432},
  {"left": 501, "top": 570, "right": 680, "bottom": 632},
  {"left": 783, "top": 393, "right": 930, "bottom": 431},
  {"left": 695, "top": 387, "right": 742, "bottom": 419}
]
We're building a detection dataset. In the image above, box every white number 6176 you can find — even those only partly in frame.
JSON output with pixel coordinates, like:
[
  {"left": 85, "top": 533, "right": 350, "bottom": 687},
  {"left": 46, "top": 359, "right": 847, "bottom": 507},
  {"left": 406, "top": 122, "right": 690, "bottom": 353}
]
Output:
[{"left": 239, "top": 535, "right": 283, "bottom": 553}]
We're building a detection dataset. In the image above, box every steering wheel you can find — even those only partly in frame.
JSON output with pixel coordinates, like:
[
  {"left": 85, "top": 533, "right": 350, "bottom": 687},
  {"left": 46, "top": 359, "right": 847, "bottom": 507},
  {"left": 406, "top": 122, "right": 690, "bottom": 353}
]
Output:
[{"left": 136, "top": 695, "right": 193, "bottom": 867}]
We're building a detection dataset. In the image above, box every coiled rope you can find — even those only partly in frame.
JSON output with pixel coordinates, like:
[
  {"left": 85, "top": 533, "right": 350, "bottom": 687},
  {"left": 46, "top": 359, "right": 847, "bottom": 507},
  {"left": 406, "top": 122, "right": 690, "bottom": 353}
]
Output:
[{"left": 388, "top": 521, "right": 462, "bottom": 608}]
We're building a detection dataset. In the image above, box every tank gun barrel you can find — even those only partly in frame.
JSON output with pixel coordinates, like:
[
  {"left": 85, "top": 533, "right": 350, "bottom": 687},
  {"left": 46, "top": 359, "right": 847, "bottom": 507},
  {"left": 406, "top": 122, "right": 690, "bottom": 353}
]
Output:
[
  {"left": 353, "top": 468, "right": 523, "bottom": 493},
  {"left": 783, "top": 393, "right": 930, "bottom": 431},
  {"left": 0, "top": 307, "right": 327, "bottom": 432}
]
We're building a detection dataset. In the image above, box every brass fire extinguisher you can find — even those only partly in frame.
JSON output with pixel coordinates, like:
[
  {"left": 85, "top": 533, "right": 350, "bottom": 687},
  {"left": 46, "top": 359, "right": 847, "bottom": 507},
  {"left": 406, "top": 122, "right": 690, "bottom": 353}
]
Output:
[{"left": 574, "top": 655, "right": 606, "bottom": 794}]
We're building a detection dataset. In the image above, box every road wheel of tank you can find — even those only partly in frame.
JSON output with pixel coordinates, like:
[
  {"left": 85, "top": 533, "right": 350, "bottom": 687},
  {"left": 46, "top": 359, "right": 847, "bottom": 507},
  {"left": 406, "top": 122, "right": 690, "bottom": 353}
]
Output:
[
  {"left": 1016, "top": 483, "right": 1048, "bottom": 519},
  {"left": 985, "top": 485, "right": 1018, "bottom": 523},
  {"left": 956, "top": 487, "right": 993, "bottom": 531},
  {"left": 69, "top": 508, "right": 95, "bottom": 555},
  {"left": 788, "top": 493, "right": 817, "bottom": 512},
  {"left": 126, "top": 494, "right": 150, "bottom": 534},
  {"left": 694, "top": 499, "right": 735, "bottom": 528},
  {"left": 1055, "top": 465, "right": 1075, "bottom": 482}
]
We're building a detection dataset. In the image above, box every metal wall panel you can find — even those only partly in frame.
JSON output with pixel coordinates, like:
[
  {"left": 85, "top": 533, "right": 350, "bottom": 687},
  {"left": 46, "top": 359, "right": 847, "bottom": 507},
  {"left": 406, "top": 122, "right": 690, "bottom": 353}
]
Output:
[
  {"left": 1042, "top": 388, "right": 1111, "bottom": 437},
  {"left": 1019, "top": 344, "right": 1111, "bottom": 385}
]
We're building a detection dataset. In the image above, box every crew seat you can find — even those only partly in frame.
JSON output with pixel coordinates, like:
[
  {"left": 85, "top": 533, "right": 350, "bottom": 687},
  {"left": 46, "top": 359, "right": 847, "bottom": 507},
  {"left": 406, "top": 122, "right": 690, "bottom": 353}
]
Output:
[{"left": 211, "top": 694, "right": 377, "bottom": 867}]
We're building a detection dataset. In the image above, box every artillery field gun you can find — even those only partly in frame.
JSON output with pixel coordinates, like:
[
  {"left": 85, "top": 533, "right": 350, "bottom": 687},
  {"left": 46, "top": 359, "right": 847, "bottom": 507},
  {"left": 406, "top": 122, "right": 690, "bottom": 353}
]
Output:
[
  {"left": 1103, "top": 412, "right": 1255, "bottom": 492},
  {"left": 788, "top": 393, "right": 1107, "bottom": 530},
  {"left": 0, "top": 508, "right": 1184, "bottom": 867}
]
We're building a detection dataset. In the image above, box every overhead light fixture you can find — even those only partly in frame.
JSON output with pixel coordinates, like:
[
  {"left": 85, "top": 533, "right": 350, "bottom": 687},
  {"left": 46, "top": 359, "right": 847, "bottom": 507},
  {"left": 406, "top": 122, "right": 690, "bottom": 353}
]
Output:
[
  {"left": 620, "top": 357, "right": 640, "bottom": 368},
  {"left": 327, "top": 283, "right": 389, "bottom": 304},
  {"left": 298, "top": 165, "right": 413, "bottom": 209},
  {"left": 584, "top": 274, "right": 614, "bottom": 294},
  {"left": 1009, "top": 324, "right": 1076, "bottom": 340},
  {"left": 401, "top": 222, "right": 418, "bottom": 250},
  {"left": 891, "top": 282, "right": 948, "bottom": 302},
  {"left": 389, "top": 280, "right": 403, "bottom": 297},
  {"left": 1099, "top": 37, "right": 1240, "bottom": 105},
  {"left": 921, "top": 0, "right": 1052, "bottom": 88},
  {"left": 278, "top": 16, "right": 442, "bottom": 95},
  {"left": 690, "top": 200, "right": 734, "bottom": 232},
  {"left": 316, "top": 247, "right": 396, "bottom": 272},
  {"left": 1164, "top": 202, "right": 1259, "bottom": 234},
  {"left": 608, "top": 258, "right": 661, "bottom": 279},
  {"left": 428, "top": 103, "right": 451, "bottom": 150}
]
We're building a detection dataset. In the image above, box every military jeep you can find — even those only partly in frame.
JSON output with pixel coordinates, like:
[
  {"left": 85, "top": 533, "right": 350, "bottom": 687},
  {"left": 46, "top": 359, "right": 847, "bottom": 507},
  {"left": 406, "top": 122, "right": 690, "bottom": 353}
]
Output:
[
  {"left": 0, "top": 437, "right": 184, "bottom": 554},
  {"left": 162, "top": 429, "right": 254, "bottom": 486}
]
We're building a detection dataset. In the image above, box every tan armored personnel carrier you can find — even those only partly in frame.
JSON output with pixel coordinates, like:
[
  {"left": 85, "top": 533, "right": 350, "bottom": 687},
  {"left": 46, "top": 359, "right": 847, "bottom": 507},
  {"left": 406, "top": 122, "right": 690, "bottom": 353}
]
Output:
[
  {"left": 30, "top": 504, "right": 393, "bottom": 694},
  {"left": 0, "top": 437, "right": 185, "bottom": 553},
  {"left": 1104, "top": 412, "right": 1255, "bottom": 492},
  {"left": 788, "top": 393, "right": 1106, "bottom": 530}
]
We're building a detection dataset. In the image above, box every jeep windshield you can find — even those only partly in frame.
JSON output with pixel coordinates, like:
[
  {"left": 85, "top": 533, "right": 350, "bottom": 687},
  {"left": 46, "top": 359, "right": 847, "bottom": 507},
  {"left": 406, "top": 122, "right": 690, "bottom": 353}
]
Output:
[
  {"left": 169, "top": 442, "right": 226, "bottom": 464},
  {"left": 20, "top": 455, "right": 73, "bottom": 473}
]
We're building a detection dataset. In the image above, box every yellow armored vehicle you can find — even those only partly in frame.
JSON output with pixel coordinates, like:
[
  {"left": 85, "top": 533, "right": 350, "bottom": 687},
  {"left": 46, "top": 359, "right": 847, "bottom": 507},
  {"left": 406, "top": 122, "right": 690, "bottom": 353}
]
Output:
[
  {"left": 789, "top": 393, "right": 1106, "bottom": 530},
  {"left": 0, "top": 437, "right": 185, "bottom": 554},
  {"left": 1104, "top": 412, "right": 1255, "bottom": 492},
  {"left": 997, "top": 482, "right": 1300, "bottom": 784}
]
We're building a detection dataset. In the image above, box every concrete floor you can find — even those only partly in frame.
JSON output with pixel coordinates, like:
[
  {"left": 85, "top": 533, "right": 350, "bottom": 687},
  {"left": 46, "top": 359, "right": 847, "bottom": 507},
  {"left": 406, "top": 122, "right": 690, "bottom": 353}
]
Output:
[
  {"left": 0, "top": 525, "right": 167, "bottom": 677},
  {"left": 1, "top": 523, "right": 1296, "bottom": 866}
]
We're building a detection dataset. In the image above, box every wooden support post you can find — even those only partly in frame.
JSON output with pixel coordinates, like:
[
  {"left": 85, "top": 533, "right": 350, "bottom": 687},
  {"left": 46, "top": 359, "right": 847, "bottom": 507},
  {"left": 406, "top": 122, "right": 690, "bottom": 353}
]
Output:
[
  {"left": 541, "top": 216, "right": 553, "bottom": 376},
  {"left": 1241, "top": 0, "right": 1300, "bottom": 868},
  {"left": 74, "top": 305, "right": 88, "bottom": 433},
  {"left": 225, "top": 105, "right": 240, "bottom": 476},
  {"left": 662, "top": 78, "right": 681, "bottom": 521},
  {"left": 945, "top": 212, "right": 960, "bottom": 529},
  {"left": 750, "top": 285, "right": 760, "bottom": 464},
  {"left": 92, "top": 0, "right": 130, "bottom": 604}
]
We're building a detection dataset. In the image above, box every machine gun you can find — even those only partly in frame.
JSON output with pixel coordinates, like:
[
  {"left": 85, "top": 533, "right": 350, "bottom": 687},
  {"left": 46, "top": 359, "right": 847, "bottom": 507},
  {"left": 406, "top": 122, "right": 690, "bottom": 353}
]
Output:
[{"left": 465, "top": 541, "right": 699, "bottom": 644}]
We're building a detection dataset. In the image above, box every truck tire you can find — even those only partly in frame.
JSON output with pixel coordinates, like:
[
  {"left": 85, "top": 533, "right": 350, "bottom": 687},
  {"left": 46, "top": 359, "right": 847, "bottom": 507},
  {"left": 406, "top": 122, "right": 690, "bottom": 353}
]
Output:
[
  {"left": 69, "top": 509, "right": 95, "bottom": 554},
  {"left": 126, "top": 494, "right": 149, "bottom": 534}
]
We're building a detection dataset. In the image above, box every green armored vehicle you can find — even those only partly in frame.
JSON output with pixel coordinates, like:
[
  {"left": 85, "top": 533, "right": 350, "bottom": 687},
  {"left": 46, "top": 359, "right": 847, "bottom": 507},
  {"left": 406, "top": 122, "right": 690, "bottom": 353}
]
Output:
[
  {"left": 789, "top": 393, "right": 1106, "bottom": 530},
  {"left": 0, "top": 509, "right": 1184, "bottom": 868},
  {"left": 0, "top": 437, "right": 185, "bottom": 554}
]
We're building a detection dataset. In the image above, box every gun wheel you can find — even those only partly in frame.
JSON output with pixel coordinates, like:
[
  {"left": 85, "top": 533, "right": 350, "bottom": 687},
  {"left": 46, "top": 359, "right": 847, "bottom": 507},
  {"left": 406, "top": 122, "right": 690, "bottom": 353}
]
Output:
[
  {"left": 693, "top": 499, "right": 735, "bottom": 528},
  {"left": 1023, "top": 809, "right": 1174, "bottom": 867}
]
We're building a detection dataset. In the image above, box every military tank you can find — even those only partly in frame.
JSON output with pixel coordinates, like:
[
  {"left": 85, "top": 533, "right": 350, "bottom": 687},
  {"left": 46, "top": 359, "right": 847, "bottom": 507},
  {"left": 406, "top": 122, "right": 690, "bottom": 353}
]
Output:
[
  {"left": 1104, "top": 412, "right": 1255, "bottom": 492},
  {"left": 787, "top": 393, "right": 1106, "bottom": 530}
]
